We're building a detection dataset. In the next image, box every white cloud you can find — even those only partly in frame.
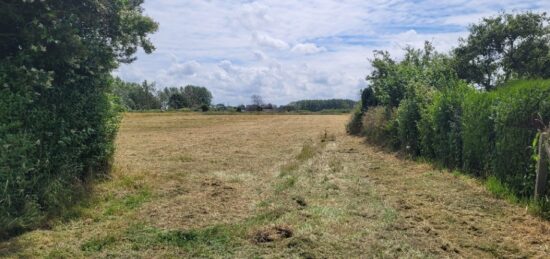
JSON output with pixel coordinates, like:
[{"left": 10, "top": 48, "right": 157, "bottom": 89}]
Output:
[
  {"left": 253, "top": 32, "right": 289, "bottom": 50},
  {"left": 291, "top": 43, "right": 326, "bottom": 55},
  {"left": 168, "top": 60, "right": 201, "bottom": 76}
]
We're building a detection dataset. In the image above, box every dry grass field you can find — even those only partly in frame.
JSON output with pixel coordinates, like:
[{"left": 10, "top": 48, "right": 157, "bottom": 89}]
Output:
[{"left": 1, "top": 113, "right": 549, "bottom": 258}]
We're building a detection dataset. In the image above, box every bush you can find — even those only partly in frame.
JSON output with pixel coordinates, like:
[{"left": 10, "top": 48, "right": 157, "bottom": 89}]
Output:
[
  {"left": 0, "top": 1, "right": 156, "bottom": 238},
  {"left": 396, "top": 98, "right": 421, "bottom": 155},
  {"left": 346, "top": 103, "right": 364, "bottom": 135},
  {"left": 363, "top": 107, "right": 399, "bottom": 148},
  {"left": 461, "top": 91, "right": 495, "bottom": 176},
  {"left": 491, "top": 80, "right": 550, "bottom": 196},
  {"left": 421, "top": 84, "right": 472, "bottom": 168}
]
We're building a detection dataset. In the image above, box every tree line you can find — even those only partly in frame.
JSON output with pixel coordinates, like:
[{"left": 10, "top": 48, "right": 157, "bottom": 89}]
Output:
[
  {"left": 112, "top": 78, "right": 213, "bottom": 111},
  {"left": 348, "top": 11, "right": 550, "bottom": 215}
]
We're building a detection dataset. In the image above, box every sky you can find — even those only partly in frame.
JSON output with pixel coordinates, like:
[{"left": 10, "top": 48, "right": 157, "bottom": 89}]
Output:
[{"left": 114, "top": 0, "right": 549, "bottom": 105}]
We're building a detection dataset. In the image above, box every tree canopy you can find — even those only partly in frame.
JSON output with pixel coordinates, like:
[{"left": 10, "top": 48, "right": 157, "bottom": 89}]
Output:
[{"left": 454, "top": 12, "right": 550, "bottom": 90}]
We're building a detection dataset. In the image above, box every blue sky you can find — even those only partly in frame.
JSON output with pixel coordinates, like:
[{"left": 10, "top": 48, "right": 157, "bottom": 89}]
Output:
[{"left": 114, "top": 0, "right": 548, "bottom": 105}]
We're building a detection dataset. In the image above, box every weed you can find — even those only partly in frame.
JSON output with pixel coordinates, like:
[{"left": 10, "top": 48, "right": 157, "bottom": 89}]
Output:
[{"left": 296, "top": 142, "right": 316, "bottom": 161}]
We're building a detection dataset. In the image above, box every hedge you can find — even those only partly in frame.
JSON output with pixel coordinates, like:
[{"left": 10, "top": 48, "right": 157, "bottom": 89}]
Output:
[{"left": 358, "top": 80, "right": 550, "bottom": 199}]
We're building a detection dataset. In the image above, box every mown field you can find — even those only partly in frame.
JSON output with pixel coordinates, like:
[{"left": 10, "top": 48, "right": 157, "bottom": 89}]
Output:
[{"left": 1, "top": 113, "right": 549, "bottom": 258}]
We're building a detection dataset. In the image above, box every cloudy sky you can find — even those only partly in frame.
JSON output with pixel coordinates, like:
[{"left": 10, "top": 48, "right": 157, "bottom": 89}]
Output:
[{"left": 114, "top": 0, "right": 549, "bottom": 105}]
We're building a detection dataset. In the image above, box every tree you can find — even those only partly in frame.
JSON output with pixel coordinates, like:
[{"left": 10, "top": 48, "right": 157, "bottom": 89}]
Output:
[
  {"left": 127, "top": 81, "right": 161, "bottom": 110},
  {"left": 183, "top": 85, "right": 212, "bottom": 108},
  {"left": 251, "top": 95, "right": 264, "bottom": 106},
  {"left": 168, "top": 92, "right": 187, "bottom": 109},
  {"left": 453, "top": 12, "right": 550, "bottom": 90},
  {"left": 367, "top": 42, "right": 459, "bottom": 108},
  {"left": 0, "top": 0, "right": 157, "bottom": 236}
]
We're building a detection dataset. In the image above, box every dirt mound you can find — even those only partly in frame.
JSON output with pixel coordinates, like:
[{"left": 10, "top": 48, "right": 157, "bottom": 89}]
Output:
[{"left": 251, "top": 225, "right": 293, "bottom": 243}]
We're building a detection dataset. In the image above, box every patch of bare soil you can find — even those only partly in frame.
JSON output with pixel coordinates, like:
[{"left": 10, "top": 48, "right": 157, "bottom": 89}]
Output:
[{"left": 251, "top": 225, "right": 294, "bottom": 243}]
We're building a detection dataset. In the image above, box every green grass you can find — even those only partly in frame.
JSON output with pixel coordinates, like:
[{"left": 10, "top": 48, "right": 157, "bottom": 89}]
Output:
[
  {"left": 103, "top": 189, "right": 151, "bottom": 216},
  {"left": 485, "top": 176, "right": 519, "bottom": 203},
  {"left": 81, "top": 235, "right": 117, "bottom": 252}
]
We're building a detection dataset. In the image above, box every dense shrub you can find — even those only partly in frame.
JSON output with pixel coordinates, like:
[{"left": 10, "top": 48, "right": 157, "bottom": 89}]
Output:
[
  {"left": 357, "top": 80, "right": 550, "bottom": 200},
  {"left": 491, "top": 81, "right": 550, "bottom": 196},
  {"left": 0, "top": 1, "right": 156, "bottom": 237},
  {"left": 423, "top": 84, "right": 473, "bottom": 168},
  {"left": 362, "top": 107, "right": 399, "bottom": 148},
  {"left": 346, "top": 103, "right": 364, "bottom": 135},
  {"left": 361, "top": 87, "right": 378, "bottom": 111},
  {"left": 396, "top": 98, "right": 422, "bottom": 155},
  {"left": 461, "top": 92, "right": 496, "bottom": 176}
]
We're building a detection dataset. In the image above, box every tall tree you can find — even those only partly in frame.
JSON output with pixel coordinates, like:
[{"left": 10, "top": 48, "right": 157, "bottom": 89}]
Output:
[{"left": 454, "top": 12, "right": 550, "bottom": 90}]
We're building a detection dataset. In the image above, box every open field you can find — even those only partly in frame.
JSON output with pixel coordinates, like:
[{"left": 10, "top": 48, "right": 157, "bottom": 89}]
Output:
[{"left": 1, "top": 113, "right": 549, "bottom": 258}]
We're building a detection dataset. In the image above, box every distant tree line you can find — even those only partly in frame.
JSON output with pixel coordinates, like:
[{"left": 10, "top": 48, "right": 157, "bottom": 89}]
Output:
[
  {"left": 112, "top": 78, "right": 213, "bottom": 111},
  {"left": 288, "top": 99, "right": 356, "bottom": 112}
]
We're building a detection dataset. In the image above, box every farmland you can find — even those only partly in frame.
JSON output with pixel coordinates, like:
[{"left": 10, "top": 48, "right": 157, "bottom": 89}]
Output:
[{"left": 1, "top": 113, "right": 548, "bottom": 258}]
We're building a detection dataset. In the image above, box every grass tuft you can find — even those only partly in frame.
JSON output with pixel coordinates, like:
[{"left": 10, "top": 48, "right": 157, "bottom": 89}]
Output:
[{"left": 485, "top": 176, "right": 518, "bottom": 203}]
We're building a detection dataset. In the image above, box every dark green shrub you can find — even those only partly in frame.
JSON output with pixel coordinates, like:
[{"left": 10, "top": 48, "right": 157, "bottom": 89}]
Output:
[
  {"left": 461, "top": 91, "right": 496, "bottom": 176},
  {"left": 422, "top": 84, "right": 473, "bottom": 168},
  {"left": 361, "top": 87, "right": 378, "bottom": 111},
  {"left": 491, "top": 80, "right": 550, "bottom": 196},
  {"left": 396, "top": 98, "right": 421, "bottom": 155},
  {"left": 0, "top": 1, "right": 156, "bottom": 238},
  {"left": 346, "top": 103, "right": 364, "bottom": 135}
]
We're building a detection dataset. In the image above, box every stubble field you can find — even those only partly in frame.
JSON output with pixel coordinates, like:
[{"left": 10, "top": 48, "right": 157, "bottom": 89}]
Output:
[{"left": 1, "top": 113, "right": 549, "bottom": 258}]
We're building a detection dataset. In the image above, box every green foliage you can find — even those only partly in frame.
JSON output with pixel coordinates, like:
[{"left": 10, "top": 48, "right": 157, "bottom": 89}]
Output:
[
  {"left": 288, "top": 99, "right": 356, "bottom": 112},
  {"left": 367, "top": 42, "right": 460, "bottom": 108},
  {"left": 461, "top": 91, "right": 495, "bottom": 176},
  {"left": 491, "top": 80, "right": 550, "bottom": 196},
  {"left": 362, "top": 107, "right": 399, "bottom": 148},
  {"left": 454, "top": 12, "right": 550, "bottom": 90},
  {"left": 113, "top": 79, "right": 161, "bottom": 110},
  {"left": 422, "top": 84, "right": 473, "bottom": 168},
  {"left": 346, "top": 103, "right": 364, "bottom": 135},
  {"left": 360, "top": 87, "right": 378, "bottom": 111},
  {"left": 0, "top": 0, "right": 157, "bottom": 237},
  {"left": 158, "top": 85, "right": 212, "bottom": 110},
  {"left": 396, "top": 98, "right": 422, "bottom": 155}
]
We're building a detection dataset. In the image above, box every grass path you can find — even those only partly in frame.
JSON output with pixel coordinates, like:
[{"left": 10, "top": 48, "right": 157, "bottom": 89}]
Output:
[{"left": 1, "top": 113, "right": 549, "bottom": 258}]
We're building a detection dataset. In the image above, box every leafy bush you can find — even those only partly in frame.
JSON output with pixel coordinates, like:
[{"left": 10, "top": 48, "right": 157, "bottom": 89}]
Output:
[
  {"left": 346, "top": 103, "right": 364, "bottom": 135},
  {"left": 396, "top": 98, "right": 422, "bottom": 155},
  {"left": 461, "top": 91, "right": 495, "bottom": 176},
  {"left": 491, "top": 80, "right": 550, "bottom": 196},
  {"left": 362, "top": 107, "right": 399, "bottom": 148},
  {"left": 0, "top": 1, "right": 156, "bottom": 237},
  {"left": 422, "top": 84, "right": 473, "bottom": 168}
]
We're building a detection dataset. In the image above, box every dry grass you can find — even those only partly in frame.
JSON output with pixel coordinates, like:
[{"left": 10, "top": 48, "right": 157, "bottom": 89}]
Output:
[{"left": 1, "top": 113, "right": 549, "bottom": 258}]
